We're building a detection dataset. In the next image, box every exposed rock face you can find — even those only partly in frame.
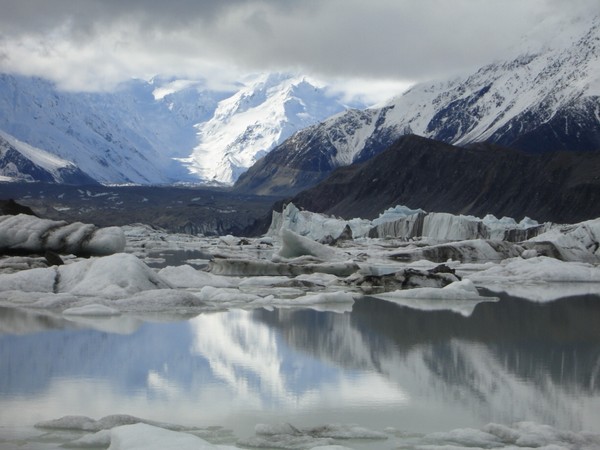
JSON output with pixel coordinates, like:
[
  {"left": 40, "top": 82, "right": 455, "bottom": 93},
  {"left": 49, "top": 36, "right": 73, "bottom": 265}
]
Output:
[
  {"left": 0, "top": 199, "right": 37, "bottom": 216},
  {"left": 286, "top": 135, "right": 600, "bottom": 224}
]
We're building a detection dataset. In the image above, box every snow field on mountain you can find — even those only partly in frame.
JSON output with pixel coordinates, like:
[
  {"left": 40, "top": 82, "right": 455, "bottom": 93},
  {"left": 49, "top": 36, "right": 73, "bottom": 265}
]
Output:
[{"left": 182, "top": 74, "right": 359, "bottom": 184}]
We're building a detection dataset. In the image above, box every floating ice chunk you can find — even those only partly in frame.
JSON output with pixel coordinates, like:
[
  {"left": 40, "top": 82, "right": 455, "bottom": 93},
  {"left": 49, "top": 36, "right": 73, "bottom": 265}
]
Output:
[
  {"left": 63, "top": 304, "right": 120, "bottom": 316},
  {"left": 372, "top": 280, "right": 498, "bottom": 316},
  {"left": 0, "top": 266, "right": 57, "bottom": 292},
  {"left": 267, "top": 202, "right": 371, "bottom": 241},
  {"left": 238, "top": 276, "right": 291, "bottom": 286},
  {"left": 0, "top": 254, "right": 170, "bottom": 298},
  {"left": 36, "top": 414, "right": 189, "bottom": 432},
  {"left": 0, "top": 214, "right": 125, "bottom": 256},
  {"left": 278, "top": 228, "right": 341, "bottom": 260},
  {"left": 411, "top": 421, "right": 600, "bottom": 449},
  {"left": 158, "top": 265, "right": 234, "bottom": 288},
  {"left": 58, "top": 253, "right": 172, "bottom": 298},
  {"left": 108, "top": 423, "right": 233, "bottom": 450},
  {"left": 218, "top": 235, "right": 239, "bottom": 246},
  {"left": 243, "top": 422, "right": 387, "bottom": 448},
  {"left": 114, "top": 290, "right": 205, "bottom": 311},
  {"left": 372, "top": 204, "right": 424, "bottom": 226},
  {"left": 390, "top": 239, "right": 522, "bottom": 263},
  {"left": 198, "top": 286, "right": 264, "bottom": 304},
  {"left": 63, "top": 429, "right": 112, "bottom": 448},
  {"left": 208, "top": 257, "right": 358, "bottom": 277},
  {"left": 251, "top": 291, "right": 356, "bottom": 309},
  {"left": 468, "top": 256, "right": 600, "bottom": 284},
  {"left": 526, "top": 217, "right": 600, "bottom": 262}
]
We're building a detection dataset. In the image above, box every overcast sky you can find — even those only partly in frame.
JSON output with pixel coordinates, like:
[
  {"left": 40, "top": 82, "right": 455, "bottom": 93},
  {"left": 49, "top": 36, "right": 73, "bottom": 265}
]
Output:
[{"left": 0, "top": 0, "right": 598, "bottom": 103}]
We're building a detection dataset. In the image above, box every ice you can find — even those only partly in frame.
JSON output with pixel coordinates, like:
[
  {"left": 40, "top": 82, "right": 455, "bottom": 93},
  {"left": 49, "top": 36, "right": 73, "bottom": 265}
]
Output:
[
  {"left": 390, "top": 239, "right": 523, "bottom": 263},
  {"left": 370, "top": 210, "right": 548, "bottom": 241},
  {"left": 0, "top": 253, "right": 170, "bottom": 298},
  {"left": 63, "top": 304, "right": 121, "bottom": 316},
  {"left": 468, "top": 256, "right": 600, "bottom": 284},
  {"left": 372, "top": 279, "right": 498, "bottom": 316},
  {"left": 372, "top": 204, "right": 425, "bottom": 226},
  {"left": 58, "top": 253, "right": 172, "bottom": 298},
  {"left": 278, "top": 229, "right": 343, "bottom": 260},
  {"left": 158, "top": 265, "right": 234, "bottom": 288},
  {"left": 466, "top": 256, "right": 600, "bottom": 301},
  {"left": 526, "top": 218, "right": 600, "bottom": 262},
  {"left": 0, "top": 214, "right": 126, "bottom": 256},
  {"left": 408, "top": 421, "right": 600, "bottom": 449},
  {"left": 250, "top": 291, "right": 356, "bottom": 310},
  {"left": 267, "top": 202, "right": 372, "bottom": 241},
  {"left": 63, "top": 429, "right": 112, "bottom": 448},
  {"left": 239, "top": 423, "right": 387, "bottom": 448},
  {"left": 208, "top": 257, "right": 359, "bottom": 278},
  {"left": 108, "top": 423, "right": 235, "bottom": 450},
  {"left": 36, "top": 414, "right": 153, "bottom": 432}
]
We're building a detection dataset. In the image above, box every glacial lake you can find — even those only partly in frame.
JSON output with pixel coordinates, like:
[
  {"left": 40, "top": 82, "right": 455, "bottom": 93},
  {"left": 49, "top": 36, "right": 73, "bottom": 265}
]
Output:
[{"left": 1, "top": 293, "right": 600, "bottom": 448}]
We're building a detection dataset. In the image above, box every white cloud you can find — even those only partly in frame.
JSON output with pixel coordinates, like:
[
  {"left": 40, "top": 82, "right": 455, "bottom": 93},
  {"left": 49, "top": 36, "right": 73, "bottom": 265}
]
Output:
[{"left": 0, "top": 0, "right": 598, "bottom": 100}]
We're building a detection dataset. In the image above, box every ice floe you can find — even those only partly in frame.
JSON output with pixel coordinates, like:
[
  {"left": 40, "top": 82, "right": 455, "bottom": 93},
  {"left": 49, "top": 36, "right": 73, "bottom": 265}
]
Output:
[
  {"left": 267, "top": 202, "right": 372, "bottom": 241},
  {"left": 372, "top": 279, "right": 499, "bottom": 316},
  {"left": 0, "top": 213, "right": 125, "bottom": 256},
  {"left": 28, "top": 412, "right": 600, "bottom": 450}
]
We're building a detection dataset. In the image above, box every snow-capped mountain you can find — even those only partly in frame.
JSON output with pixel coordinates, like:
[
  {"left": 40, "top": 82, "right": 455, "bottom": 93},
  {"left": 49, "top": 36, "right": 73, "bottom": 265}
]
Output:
[
  {"left": 236, "top": 16, "right": 600, "bottom": 195},
  {"left": 0, "top": 74, "right": 229, "bottom": 185},
  {"left": 179, "top": 73, "right": 361, "bottom": 184},
  {"left": 0, "top": 72, "right": 360, "bottom": 186},
  {"left": 0, "top": 130, "right": 95, "bottom": 184}
]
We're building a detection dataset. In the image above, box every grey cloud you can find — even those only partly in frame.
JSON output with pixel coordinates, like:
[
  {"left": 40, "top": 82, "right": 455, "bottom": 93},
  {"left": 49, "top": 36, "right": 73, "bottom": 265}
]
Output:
[{"left": 0, "top": 0, "right": 598, "bottom": 94}]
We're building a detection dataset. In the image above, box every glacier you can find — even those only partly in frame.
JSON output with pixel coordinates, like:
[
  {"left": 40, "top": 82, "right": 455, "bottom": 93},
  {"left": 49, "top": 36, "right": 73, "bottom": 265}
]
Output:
[
  {"left": 179, "top": 73, "right": 362, "bottom": 184},
  {"left": 0, "top": 72, "right": 363, "bottom": 185}
]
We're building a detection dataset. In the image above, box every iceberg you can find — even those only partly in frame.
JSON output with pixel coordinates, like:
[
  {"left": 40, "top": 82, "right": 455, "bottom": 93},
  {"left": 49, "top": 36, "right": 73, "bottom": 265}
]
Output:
[
  {"left": 267, "top": 203, "right": 372, "bottom": 241},
  {"left": 0, "top": 214, "right": 126, "bottom": 256}
]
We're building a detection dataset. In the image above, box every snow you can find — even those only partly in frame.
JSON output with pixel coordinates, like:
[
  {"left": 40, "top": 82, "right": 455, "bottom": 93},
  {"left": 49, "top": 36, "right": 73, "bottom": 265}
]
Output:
[
  {"left": 178, "top": 73, "right": 363, "bottom": 184},
  {"left": 0, "top": 129, "right": 73, "bottom": 171}
]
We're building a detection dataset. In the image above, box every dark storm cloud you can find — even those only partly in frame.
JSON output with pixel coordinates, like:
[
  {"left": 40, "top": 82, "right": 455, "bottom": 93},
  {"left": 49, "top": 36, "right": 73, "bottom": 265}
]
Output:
[{"left": 0, "top": 0, "right": 598, "bottom": 96}]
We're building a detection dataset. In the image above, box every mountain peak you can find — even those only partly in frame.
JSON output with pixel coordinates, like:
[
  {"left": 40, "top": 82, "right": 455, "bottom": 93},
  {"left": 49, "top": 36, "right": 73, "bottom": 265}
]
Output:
[{"left": 178, "top": 73, "right": 364, "bottom": 184}]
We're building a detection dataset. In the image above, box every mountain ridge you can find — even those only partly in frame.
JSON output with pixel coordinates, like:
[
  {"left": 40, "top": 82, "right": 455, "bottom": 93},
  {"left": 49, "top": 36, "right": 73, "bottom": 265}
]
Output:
[
  {"left": 280, "top": 134, "right": 600, "bottom": 224},
  {"left": 0, "top": 73, "right": 360, "bottom": 185},
  {"left": 235, "top": 17, "right": 600, "bottom": 196}
]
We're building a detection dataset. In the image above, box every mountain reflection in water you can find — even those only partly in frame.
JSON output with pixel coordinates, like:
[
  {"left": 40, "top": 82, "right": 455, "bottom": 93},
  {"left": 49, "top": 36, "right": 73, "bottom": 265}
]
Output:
[{"left": 0, "top": 293, "right": 599, "bottom": 437}]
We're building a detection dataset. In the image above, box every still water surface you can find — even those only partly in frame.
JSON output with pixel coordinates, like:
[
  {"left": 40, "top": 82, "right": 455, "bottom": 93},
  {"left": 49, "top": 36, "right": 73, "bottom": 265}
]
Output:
[{"left": 1, "top": 293, "right": 599, "bottom": 446}]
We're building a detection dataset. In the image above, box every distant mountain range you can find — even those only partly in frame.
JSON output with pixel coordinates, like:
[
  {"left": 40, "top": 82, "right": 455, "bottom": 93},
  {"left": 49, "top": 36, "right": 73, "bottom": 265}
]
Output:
[
  {"left": 0, "top": 73, "right": 360, "bottom": 185},
  {"left": 235, "top": 17, "right": 600, "bottom": 195}
]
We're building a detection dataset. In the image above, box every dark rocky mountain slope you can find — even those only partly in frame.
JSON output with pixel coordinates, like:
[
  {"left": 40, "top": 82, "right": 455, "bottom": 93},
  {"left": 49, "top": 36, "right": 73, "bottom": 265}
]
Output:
[{"left": 282, "top": 135, "right": 600, "bottom": 224}]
